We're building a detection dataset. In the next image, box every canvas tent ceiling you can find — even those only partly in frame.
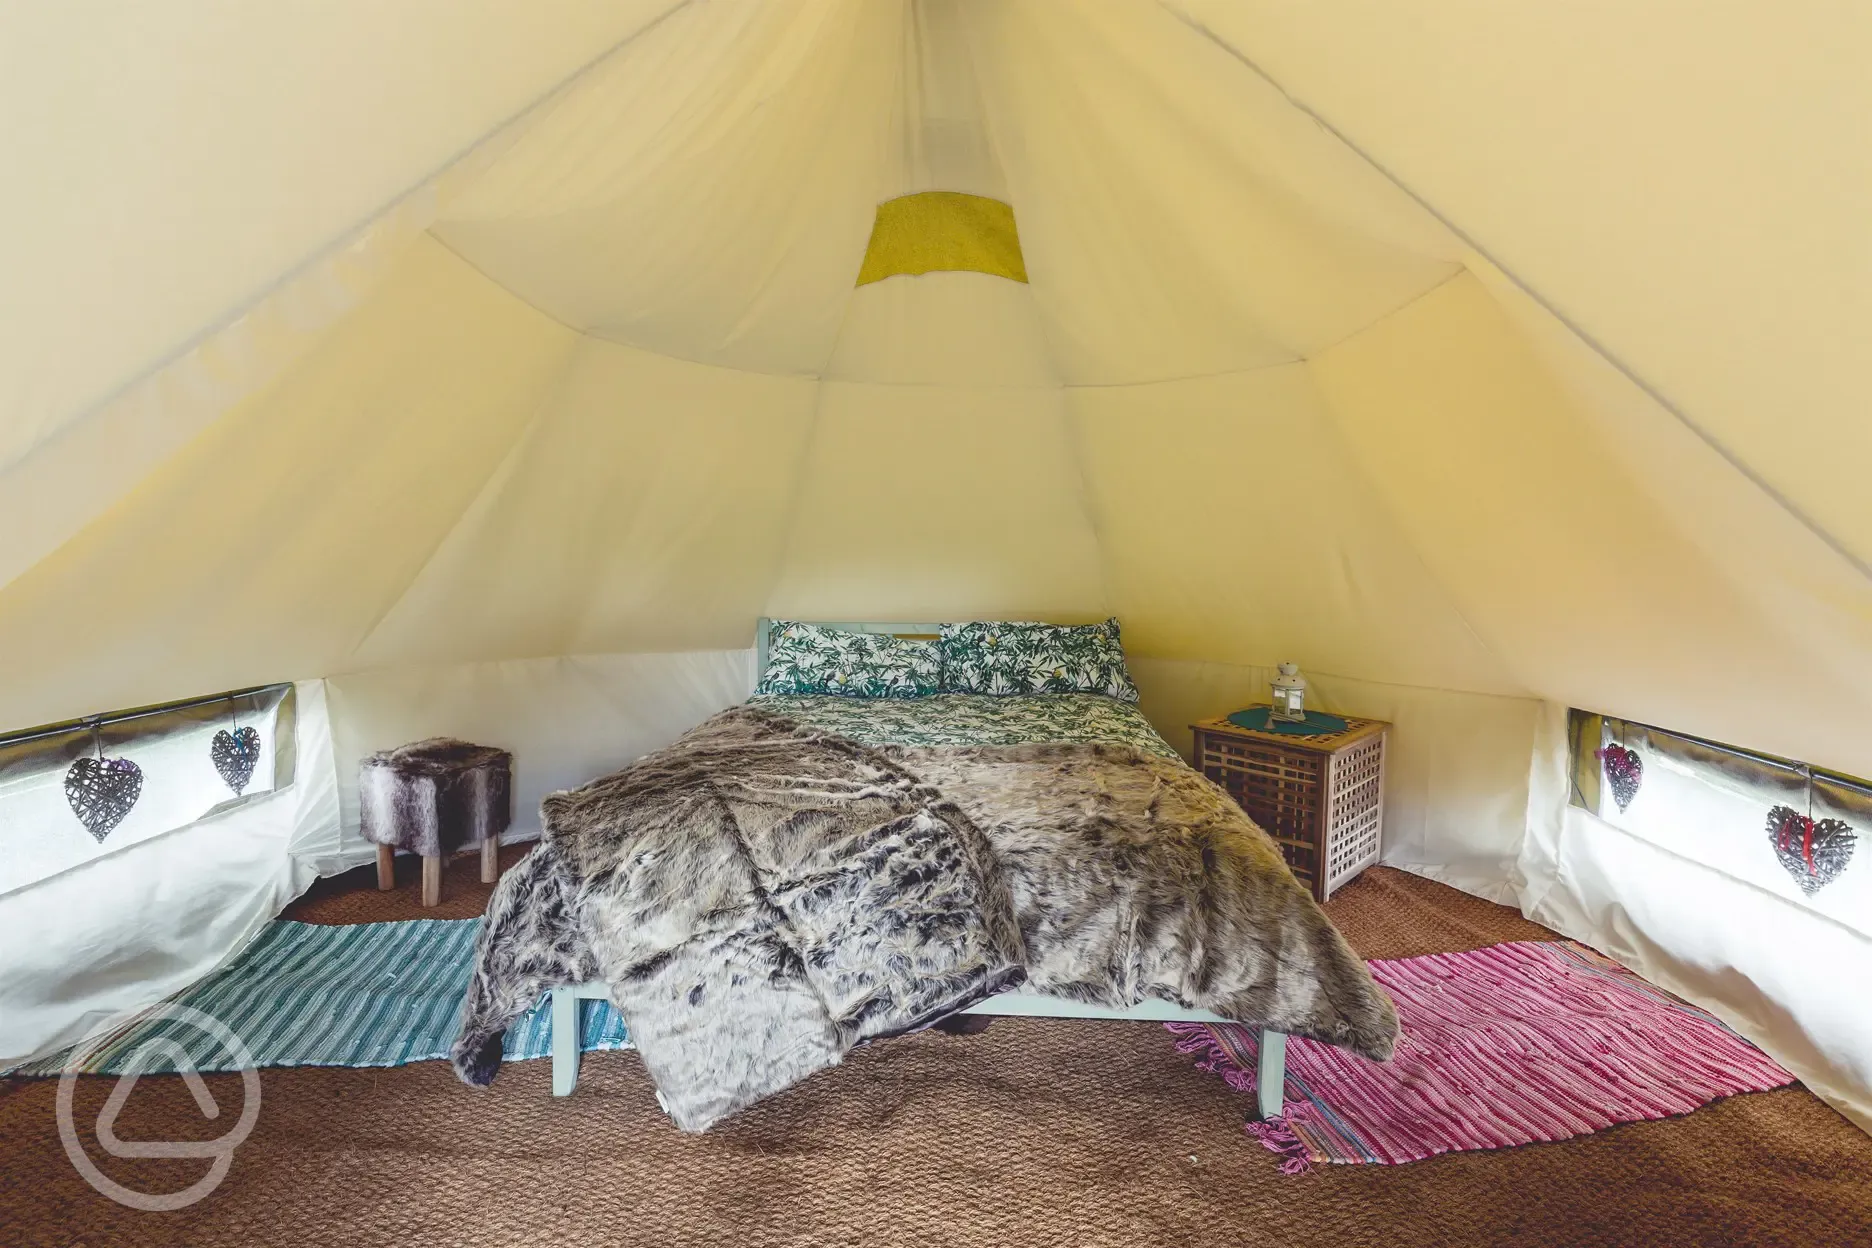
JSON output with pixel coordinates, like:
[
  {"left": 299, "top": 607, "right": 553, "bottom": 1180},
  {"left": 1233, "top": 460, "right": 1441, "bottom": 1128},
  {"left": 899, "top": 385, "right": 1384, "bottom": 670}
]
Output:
[{"left": 2, "top": 1, "right": 1867, "bottom": 1130}]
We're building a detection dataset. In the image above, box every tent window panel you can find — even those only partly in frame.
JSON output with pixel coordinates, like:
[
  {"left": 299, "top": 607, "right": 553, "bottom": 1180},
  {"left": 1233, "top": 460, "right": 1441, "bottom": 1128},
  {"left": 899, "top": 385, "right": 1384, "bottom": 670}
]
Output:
[
  {"left": 1566, "top": 708, "right": 1869, "bottom": 931},
  {"left": 0, "top": 685, "right": 295, "bottom": 897}
]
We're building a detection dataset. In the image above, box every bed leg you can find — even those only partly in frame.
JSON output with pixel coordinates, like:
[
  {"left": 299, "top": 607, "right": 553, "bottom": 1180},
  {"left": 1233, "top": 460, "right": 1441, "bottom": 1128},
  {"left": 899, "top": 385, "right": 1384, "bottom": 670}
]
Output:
[
  {"left": 551, "top": 988, "right": 580, "bottom": 1097},
  {"left": 1256, "top": 1029, "right": 1287, "bottom": 1121}
]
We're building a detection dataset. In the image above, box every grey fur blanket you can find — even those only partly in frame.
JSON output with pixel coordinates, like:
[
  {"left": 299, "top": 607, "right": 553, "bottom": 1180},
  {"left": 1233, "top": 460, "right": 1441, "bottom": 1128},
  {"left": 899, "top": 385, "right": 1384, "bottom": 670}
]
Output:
[{"left": 452, "top": 707, "right": 1397, "bottom": 1130}]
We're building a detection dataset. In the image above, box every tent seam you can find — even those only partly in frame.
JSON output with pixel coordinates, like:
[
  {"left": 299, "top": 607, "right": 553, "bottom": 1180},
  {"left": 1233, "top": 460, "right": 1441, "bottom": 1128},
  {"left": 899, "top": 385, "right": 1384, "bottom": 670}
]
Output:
[
  {"left": 25, "top": 0, "right": 700, "bottom": 477},
  {"left": 342, "top": 337, "right": 587, "bottom": 663},
  {"left": 1299, "top": 267, "right": 1466, "bottom": 361},
  {"left": 441, "top": 277, "right": 1316, "bottom": 390},
  {"left": 425, "top": 233, "right": 594, "bottom": 340},
  {"left": 1158, "top": 0, "right": 1872, "bottom": 587}
]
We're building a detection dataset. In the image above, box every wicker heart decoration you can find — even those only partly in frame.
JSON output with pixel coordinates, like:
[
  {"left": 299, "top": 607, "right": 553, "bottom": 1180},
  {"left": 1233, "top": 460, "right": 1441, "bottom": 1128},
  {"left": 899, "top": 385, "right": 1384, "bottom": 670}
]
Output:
[
  {"left": 212, "top": 726, "right": 262, "bottom": 794},
  {"left": 65, "top": 756, "right": 143, "bottom": 843},
  {"left": 1595, "top": 744, "right": 1643, "bottom": 812},
  {"left": 1766, "top": 805, "right": 1856, "bottom": 896}
]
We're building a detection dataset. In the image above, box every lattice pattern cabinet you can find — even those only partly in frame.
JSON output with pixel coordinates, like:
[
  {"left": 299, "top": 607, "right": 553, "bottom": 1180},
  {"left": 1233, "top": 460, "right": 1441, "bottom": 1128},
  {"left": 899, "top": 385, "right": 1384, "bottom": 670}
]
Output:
[{"left": 1190, "top": 710, "right": 1389, "bottom": 902}]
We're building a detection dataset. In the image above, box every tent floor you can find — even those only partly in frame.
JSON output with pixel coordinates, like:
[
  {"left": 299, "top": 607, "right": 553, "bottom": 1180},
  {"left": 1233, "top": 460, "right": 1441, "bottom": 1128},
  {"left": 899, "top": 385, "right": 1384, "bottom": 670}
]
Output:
[{"left": 4, "top": 860, "right": 1867, "bottom": 1247}]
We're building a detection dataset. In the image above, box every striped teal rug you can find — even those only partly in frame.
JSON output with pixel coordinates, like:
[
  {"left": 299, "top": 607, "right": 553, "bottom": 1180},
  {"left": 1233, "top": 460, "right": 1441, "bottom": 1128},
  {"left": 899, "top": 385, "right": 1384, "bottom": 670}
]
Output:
[{"left": 8, "top": 919, "right": 630, "bottom": 1076}]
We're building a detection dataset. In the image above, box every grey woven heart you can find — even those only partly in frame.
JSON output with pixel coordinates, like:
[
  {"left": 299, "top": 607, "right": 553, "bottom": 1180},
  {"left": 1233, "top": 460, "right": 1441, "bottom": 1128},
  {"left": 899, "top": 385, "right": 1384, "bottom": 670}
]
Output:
[
  {"left": 212, "top": 726, "right": 262, "bottom": 794},
  {"left": 65, "top": 756, "right": 143, "bottom": 842}
]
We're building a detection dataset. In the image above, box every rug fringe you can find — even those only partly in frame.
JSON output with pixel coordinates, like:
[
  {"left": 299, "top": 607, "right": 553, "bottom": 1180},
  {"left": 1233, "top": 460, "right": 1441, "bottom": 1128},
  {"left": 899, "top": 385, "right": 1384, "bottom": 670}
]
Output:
[
  {"left": 1245, "top": 1115, "right": 1314, "bottom": 1175},
  {"left": 1166, "top": 1022, "right": 1256, "bottom": 1097},
  {"left": 1168, "top": 1022, "right": 1315, "bottom": 1172}
]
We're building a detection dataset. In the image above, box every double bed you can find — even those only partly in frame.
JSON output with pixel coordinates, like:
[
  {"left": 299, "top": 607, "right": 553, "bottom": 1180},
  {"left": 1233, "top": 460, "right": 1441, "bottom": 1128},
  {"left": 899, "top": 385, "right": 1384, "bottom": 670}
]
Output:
[{"left": 461, "top": 620, "right": 1395, "bottom": 1130}]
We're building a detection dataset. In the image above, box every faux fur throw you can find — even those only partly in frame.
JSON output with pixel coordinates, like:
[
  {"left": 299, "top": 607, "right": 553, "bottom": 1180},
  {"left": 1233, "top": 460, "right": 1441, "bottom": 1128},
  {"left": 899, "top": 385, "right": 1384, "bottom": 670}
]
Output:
[
  {"left": 452, "top": 708, "right": 1026, "bottom": 1130},
  {"left": 892, "top": 742, "right": 1397, "bottom": 1059},
  {"left": 452, "top": 708, "right": 1396, "bottom": 1130}
]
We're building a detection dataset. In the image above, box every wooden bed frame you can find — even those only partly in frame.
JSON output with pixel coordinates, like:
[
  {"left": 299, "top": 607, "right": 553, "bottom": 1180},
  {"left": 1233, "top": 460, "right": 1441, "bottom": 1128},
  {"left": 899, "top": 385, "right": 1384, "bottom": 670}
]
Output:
[{"left": 546, "top": 619, "right": 1289, "bottom": 1121}]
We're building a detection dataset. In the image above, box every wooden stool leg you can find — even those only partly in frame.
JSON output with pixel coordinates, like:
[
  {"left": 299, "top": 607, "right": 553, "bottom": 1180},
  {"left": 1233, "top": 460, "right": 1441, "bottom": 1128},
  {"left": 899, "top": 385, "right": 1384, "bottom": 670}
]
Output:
[
  {"left": 481, "top": 836, "right": 499, "bottom": 884},
  {"left": 376, "top": 844, "right": 395, "bottom": 891},
  {"left": 421, "top": 854, "right": 442, "bottom": 907}
]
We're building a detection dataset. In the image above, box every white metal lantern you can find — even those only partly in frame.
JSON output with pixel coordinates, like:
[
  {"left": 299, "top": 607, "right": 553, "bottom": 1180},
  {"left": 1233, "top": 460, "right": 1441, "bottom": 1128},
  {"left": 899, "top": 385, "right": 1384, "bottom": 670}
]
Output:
[{"left": 1270, "top": 662, "right": 1307, "bottom": 722}]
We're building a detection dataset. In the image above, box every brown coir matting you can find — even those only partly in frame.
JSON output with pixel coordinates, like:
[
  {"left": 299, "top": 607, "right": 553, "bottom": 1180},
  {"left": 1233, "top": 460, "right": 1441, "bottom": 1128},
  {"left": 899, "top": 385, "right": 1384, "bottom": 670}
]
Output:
[{"left": 3, "top": 859, "right": 1867, "bottom": 1247}]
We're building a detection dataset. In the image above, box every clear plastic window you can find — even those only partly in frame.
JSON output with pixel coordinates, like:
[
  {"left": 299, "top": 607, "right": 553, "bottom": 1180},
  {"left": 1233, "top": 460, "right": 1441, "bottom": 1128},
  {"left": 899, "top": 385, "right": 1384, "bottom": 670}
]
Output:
[{"left": 0, "top": 685, "right": 295, "bottom": 897}]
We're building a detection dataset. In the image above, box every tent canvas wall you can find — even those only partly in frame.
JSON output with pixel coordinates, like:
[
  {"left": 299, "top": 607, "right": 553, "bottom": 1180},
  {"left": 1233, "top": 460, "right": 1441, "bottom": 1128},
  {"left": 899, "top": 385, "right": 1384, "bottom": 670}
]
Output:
[{"left": 2, "top": 0, "right": 1867, "bottom": 1133}]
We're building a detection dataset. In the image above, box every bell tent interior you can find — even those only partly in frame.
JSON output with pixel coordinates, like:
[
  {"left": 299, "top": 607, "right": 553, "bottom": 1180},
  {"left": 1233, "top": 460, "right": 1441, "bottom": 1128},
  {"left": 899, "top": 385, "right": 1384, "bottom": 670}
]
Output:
[{"left": 2, "top": 0, "right": 1869, "bottom": 1234}]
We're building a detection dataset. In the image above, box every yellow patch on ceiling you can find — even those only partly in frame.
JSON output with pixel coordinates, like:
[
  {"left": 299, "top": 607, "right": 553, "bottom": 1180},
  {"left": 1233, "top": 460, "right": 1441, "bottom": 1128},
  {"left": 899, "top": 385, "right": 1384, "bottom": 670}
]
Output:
[{"left": 855, "top": 191, "right": 1028, "bottom": 286}]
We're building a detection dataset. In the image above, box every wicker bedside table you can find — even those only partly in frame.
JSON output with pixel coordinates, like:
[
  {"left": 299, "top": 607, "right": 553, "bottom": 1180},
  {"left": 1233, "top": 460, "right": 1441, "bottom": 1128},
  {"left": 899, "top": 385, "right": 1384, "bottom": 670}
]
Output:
[{"left": 1191, "top": 708, "right": 1389, "bottom": 902}]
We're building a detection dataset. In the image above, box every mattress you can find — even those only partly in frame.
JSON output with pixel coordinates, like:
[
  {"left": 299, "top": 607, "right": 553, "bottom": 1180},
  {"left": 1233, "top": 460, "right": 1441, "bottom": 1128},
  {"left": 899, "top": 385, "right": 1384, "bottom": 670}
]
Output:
[{"left": 744, "top": 691, "right": 1182, "bottom": 760}]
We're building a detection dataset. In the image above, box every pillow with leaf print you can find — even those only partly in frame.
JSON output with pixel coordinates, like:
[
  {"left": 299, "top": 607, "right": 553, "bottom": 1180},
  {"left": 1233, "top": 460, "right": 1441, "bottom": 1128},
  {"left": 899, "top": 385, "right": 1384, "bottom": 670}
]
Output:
[
  {"left": 938, "top": 618, "right": 1140, "bottom": 702},
  {"left": 756, "top": 621, "right": 942, "bottom": 699}
]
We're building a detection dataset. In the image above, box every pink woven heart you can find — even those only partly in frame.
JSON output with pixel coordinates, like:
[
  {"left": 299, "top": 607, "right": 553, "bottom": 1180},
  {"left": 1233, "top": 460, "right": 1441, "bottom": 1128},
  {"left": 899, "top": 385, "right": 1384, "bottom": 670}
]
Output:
[{"left": 1766, "top": 805, "right": 1855, "bottom": 896}]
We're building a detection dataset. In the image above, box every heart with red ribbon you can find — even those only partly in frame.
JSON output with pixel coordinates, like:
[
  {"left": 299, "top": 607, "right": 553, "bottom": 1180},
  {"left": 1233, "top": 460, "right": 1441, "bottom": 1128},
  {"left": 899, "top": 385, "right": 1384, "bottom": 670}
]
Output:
[
  {"left": 1595, "top": 744, "right": 1643, "bottom": 812},
  {"left": 1766, "top": 804, "right": 1856, "bottom": 896}
]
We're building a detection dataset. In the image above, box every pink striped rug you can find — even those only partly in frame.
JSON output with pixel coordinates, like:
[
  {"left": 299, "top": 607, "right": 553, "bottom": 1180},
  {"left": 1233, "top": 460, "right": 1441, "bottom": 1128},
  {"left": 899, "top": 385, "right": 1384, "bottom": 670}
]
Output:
[{"left": 1168, "top": 940, "right": 1794, "bottom": 1172}]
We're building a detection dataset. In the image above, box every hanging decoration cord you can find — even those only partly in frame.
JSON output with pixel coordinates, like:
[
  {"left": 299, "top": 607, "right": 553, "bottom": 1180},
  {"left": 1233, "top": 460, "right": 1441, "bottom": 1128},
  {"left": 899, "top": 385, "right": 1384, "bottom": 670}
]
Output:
[{"left": 210, "top": 694, "right": 262, "bottom": 796}]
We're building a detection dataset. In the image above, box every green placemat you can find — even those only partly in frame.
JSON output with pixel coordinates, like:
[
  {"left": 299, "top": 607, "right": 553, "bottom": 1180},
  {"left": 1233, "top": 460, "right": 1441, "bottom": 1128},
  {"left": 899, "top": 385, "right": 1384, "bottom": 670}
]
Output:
[{"left": 1226, "top": 706, "right": 1350, "bottom": 736}]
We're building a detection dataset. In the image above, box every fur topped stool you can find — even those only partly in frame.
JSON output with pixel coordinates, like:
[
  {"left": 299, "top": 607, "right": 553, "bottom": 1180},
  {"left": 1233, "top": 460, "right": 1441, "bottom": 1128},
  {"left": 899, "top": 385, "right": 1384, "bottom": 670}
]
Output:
[{"left": 359, "top": 739, "right": 512, "bottom": 907}]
